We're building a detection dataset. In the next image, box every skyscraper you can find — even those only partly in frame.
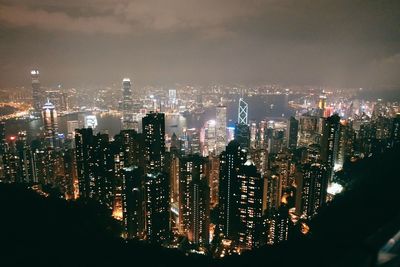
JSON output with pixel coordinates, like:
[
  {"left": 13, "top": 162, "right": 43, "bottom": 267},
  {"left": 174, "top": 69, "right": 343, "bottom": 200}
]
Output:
[
  {"left": 238, "top": 98, "right": 248, "bottom": 125},
  {"left": 287, "top": 116, "right": 299, "bottom": 150},
  {"left": 0, "top": 121, "right": 6, "bottom": 155},
  {"left": 178, "top": 154, "right": 207, "bottom": 234},
  {"left": 204, "top": 120, "right": 217, "bottom": 156},
  {"left": 142, "top": 112, "right": 165, "bottom": 173},
  {"left": 31, "top": 69, "right": 42, "bottom": 113},
  {"left": 297, "top": 163, "right": 328, "bottom": 219},
  {"left": 188, "top": 175, "right": 210, "bottom": 247},
  {"left": 391, "top": 114, "right": 400, "bottom": 148},
  {"left": 42, "top": 100, "right": 58, "bottom": 148},
  {"left": 75, "top": 128, "right": 95, "bottom": 199},
  {"left": 218, "top": 140, "right": 247, "bottom": 240},
  {"left": 237, "top": 159, "right": 263, "bottom": 249},
  {"left": 235, "top": 123, "right": 250, "bottom": 150},
  {"left": 122, "top": 166, "right": 144, "bottom": 239},
  {"left": 264, "top": 205, "right": 290, "bottom": 245},
  {"left": 145, "top": 172, "right": 170, "bottom": 244},
  {"left": 216, "top": 104, "right": 227, "bottom": 155},
  {"left": 320, "top": 114, "right": 340, "bottom": 181},
  {"left": 122, "top": 78, "right": 134, "bottom": 130}
]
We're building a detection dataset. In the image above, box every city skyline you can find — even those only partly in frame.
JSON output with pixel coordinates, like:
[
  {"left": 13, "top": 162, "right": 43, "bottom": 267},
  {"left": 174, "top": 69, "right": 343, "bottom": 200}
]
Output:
[{"left": 0, "top": 1, "right": 400, "bottom": 266}]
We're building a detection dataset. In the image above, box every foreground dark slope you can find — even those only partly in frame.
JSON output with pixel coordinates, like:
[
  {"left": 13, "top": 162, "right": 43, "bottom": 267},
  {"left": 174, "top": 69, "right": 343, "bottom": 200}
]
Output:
[{"left": 0, "top": 147, "right": 399, "bottom": 266}]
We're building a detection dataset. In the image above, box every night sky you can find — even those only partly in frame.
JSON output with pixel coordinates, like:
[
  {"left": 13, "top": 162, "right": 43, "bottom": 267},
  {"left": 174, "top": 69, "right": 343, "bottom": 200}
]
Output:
[{"left": 0, "top": 0, "right": 399, "bottom": 88}]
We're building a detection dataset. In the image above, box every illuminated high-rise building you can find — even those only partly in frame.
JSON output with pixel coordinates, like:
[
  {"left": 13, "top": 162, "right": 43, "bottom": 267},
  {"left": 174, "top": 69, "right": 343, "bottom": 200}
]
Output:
[
  {"left": 216, "top": 104, "right": 227, "bottom": 155},
  {"left": 237, "top": 159, "right": 263, "bottom": 249},
  {"left": 391, "top": 114, "right": 400, "bottom": 148},
  {"left": 142, "top": 112, "right": 165, "bottom": 173},
  {"left": 122, "top": 166, "right": 144, "bottom": 239},
  {"left": 297, "top": 163, "right": 328, "bottom": 219},
  {"left": 218, "top": 140, "right": 246, "bottom": 240},
  {"left": 204, "top": 120, "right": 217, "bottom": 156},
  {"left": 15, "top": 131, "right": 34, "bottom": 184},
  {"left": 336, "top": 120, "right": 354, "bottom": 170},
  {"left": 318, "top": 95, "right": 327, "bottom": 115},
  {"left": 265, "top": 205, "right": 290, "bottom": 245},
  {"left": 238, "top": 98, "right": 248, "bottom": 125},
  {"left": 31, "top": 69, "right": 42, "bottom": 112},
  {"left": 67, "top": 120, "right": 79, "bottom": 138},
  {"left": 122, "top": 78, "right": 135, "bottom": 130},
  {"left": 263, "top": 172, "right": 282, "bottom": 214},
  {"left": 0, "top": 121, "right": 6, "bottom": 155},
  {"left": 188, "top": 175, "right": 210, "bottom": 247},
  {"left": 320, "top": 114, "right": 340, "bottom": 181},
  {"left": 75, "top": 128, "right": 95, "bottom": 199},
  {"left": 75, "top": 129, "right": 114, "bottom": 207},
  {"left": 209, "top": 155, "right": 220, "bottom": 207},
  {"left": 250, "top": 121, "right": 257, "bottom": 149},
  {"left": 145, "top": 172, "right": 170, "bottom": 244},
  {"left": 42, "top": 100, "right": 58, "bottom": 148},
  {"left": 235, "top": 123, "right": 250, "bottom": 150},
  {"left": 178, "top": 154, "right": 207, "bottom": 233},
  {"left": 287, "top": 116, "right": 298, "bottom": 150},
  {"left": 0, "top": 121, "right": 5, "bottom": 181}
]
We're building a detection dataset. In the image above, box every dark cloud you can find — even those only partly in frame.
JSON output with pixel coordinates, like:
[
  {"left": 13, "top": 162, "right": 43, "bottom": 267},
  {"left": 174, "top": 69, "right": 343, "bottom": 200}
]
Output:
[{"left": 0, "top": 0, "right": 399, "bottom": 88}]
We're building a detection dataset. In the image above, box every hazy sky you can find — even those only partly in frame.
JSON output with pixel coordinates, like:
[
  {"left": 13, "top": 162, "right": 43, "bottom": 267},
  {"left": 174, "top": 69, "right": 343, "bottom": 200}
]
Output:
[{"left": 0, "top": 0, "right": 399, "bottom": 88}]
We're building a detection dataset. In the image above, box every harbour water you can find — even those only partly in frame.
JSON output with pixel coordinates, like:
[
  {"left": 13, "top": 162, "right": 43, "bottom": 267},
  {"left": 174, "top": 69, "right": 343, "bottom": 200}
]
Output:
[{"left": 4, "top": 95, "right": 294, "bottom": 141}]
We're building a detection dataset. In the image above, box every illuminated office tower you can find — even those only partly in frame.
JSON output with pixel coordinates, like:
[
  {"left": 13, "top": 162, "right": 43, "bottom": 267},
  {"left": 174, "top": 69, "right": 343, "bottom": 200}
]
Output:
[
  {"left": 92, "top": 133, "right": 114, "bottom": 208},
  {"left": 62, "top": 148, "right": 78, "bottom": 200},
  {"left": 111, "top": 130, "right": 144, "bottom": 221},
  {"left": 2, "top": 138, "right": 19, "bottom": 183},
  {"left": 250, "top": 121, "right": 257, "bottom": 149},
  {"left": 263, "top": 172, "right": 282, "bottom": 214},
  {"left": 145, "top": 172, "right": 170, "bottom": 244},
  {"left": 15, "top": 131, "right": 34, "bottom": 183},
  {"left": 67, "top": 120, "right": 79, "bottom": 138},
  {"left": 336, "top": 120, "right": 355, "bottom": 169},
  {"left": 168, "top": 89, "right": 177, "bottom": 109},
  {"left": 237, "top": 159, "right": 263, "bottom": 249},
  {"left": 287, "top": 116, "right": 299, "bottom": 150},
  {"left": 204, "top": 120, "right": 217, "bottom": 156},
  {"left": 75, "top": 128, "right": 95, "bottom": 199},
  {"left": 142, "top": 112, "right": 165, "bottom": 173},
  {"left": 209, "top": 155, "right": 220, "bottom": 207},
  {"left": 318, "top": 95, "right": 327, "bottom": 117},
  {"left": 297, "top": 163, "right": 328, "bottom": 219},
  {"left": 391, "top": 114, "right": 400, "bottom": 147},
  {"left": 298, "top": 115, "right": 320, "bottom": 147},
  {"left": 186, "top": 128, "right": 201, "bottom": 155},
  {"left": 0, "top": 122, "right": 5, "bottom": 153},
  {"left": 227, "top": 127, "right": 235, "bottom": 143},
  {"left": 235, "top": 123, "right": 250, "bottom": 150},
  {"left": 216, "top": 104, "right": 227, "bottom": 155},
  {"left": 0, "top": 122, "right": 5, "bottom": 181},
  {"left": 122, "top": 78, "right": 135, "bottom": 130},
  {"left": 42, "top": 100, "right": 58, "bottom": 148},
  {"left": 238, "top": 98, "right": 248, "bottom": 125},
  {"left": 31, "top": 69, "right": 42, "bottom": 112},
  {"left": 122, "top": 166, "right": 144, "bottom": 239},
  {"left": 178, "top": 154, "right": 207, "bottom": 233},
  {"left": 320, "top": 114, "right": 340, "bottom": 181},
  {"left": 218, "top": 140, "right": 247, "bottom": 240},
  {"left": 188, "top": 175, "right": 210, "bottom": 247},
  {"left": 265, "top": 205, "right": 290, "bottom": 245}
]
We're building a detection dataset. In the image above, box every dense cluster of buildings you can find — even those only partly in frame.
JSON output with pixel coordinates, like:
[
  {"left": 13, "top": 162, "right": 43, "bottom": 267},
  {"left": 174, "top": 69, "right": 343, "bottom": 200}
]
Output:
[{"left": 0, "top": 70, "right": 399, "bottom": 257}]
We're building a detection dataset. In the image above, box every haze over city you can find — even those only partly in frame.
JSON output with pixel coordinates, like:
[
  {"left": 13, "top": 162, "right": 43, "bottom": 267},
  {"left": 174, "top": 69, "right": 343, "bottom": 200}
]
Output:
[
  {"left": 1, "top": 1, "right": 400, "bottom": 266},
  {"left": 0, "top": 0, "right": 400, "bottom": 88}
]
